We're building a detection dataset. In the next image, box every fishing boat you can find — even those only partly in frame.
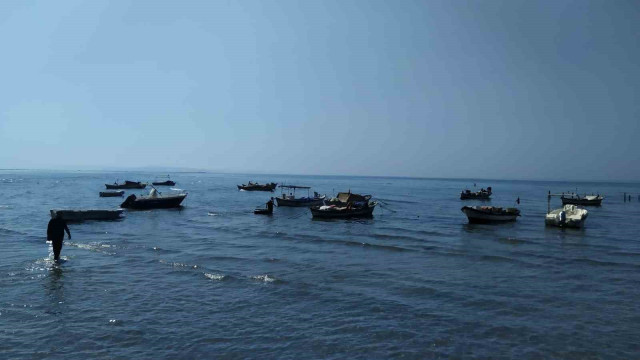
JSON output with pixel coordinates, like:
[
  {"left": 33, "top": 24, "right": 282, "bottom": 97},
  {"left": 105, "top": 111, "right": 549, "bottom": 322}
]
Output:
[
  {"left": 50, "top": 209, "right": 124, "bottom": 222},
  {"left": 461, "top": 206, "right": 520, "bottom": 223},
  {"left": 560, "top": 193, "right": 603, "bottom": 206},
  {"left": 545, "top": 204, "right": 588, "bottom": 228},
  {"left": 152, "top": 175, "right": 175, "bottom": 186},
  {"left": 120, "top": 188, "right": 187, "bottom": 209},
  {"left": 237, "top": 182, "right": 277, "bottom": 192},
  {"left": 310, "top": 192, "right": 376, "bottom": 219},
  {"left": 99, "top": 190, "right": 125, "bottom": 197},
  {"left": 460, "top": 187, "right": 492, "bottom": 200},
  {"left": 105, "top": 180, "right": 147, "bottom": 189},
  {"left": 275, "top": 185, "right": 326, "bottom": 207}
]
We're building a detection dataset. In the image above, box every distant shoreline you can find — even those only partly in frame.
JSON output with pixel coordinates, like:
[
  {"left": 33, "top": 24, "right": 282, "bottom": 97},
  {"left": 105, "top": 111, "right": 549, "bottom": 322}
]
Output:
[{"left": 1, "top": 168, "right": 639, "bottom": 185}]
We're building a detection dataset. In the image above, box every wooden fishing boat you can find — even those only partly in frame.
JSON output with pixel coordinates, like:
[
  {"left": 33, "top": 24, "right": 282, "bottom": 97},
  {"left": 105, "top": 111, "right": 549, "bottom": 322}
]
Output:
[
  {"left": 237, "top": 182, "right": 277, "bottom": 192},
  {"left": 461, "top": 206, "right": 520, "bottom": 223},
  {"left": 310, "top": 202, "right": 377, "bottom": 219},
  {"left": 275, "top": 185, "right": 325, "bottom": 207},
  {"left": 545, "top": 204, "right": 588, "bottom": 228},
  {"left": 99, "top": 190, "right": 125, "bottom": 197},
  {"left": 120, "top": 189, "right": 187, "bottom": 209},
  {"left": 560, "top": 193, "right": 603, "bottom": 206},
  {"left": 460, "top": 187, "right": 492, "bottom": 200},
  {"left": 310, "top": 191, "right": 376, "bottom": 219},
  {"left": 50, "top": 209, "right": 124, "bottom": 222},
  {"left": 105, "top": 180, "right": 147, "bottom": 189}
]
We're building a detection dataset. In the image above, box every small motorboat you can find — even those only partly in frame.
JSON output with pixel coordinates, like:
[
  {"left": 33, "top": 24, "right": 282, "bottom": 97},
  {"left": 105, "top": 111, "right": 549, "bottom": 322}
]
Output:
[
  {"left": 105, "top": 180, "right": 147, "bottom": 189},
  {"left": 324, "top": 192, "right": 372, "bottom": 206},
  {"left": 99, "top": 190, "right": 125, "bottom": 197},
  {"left": 152, "top": 180, "right": 176, "bottom": 186},
  {"left": 560, "top": 193, "right": 603, "bottom": 206},
  {"left": 152, "top": 175, "right": 175, "bottom": 186},
  {"left": 237, "top": 182, "right": 278, "bottom": 192},
  {"left": 545, "top": 204, "right": 588, "bottom": 228},
  {"left": 460, "top": 187, "right": 492, "bottom": 200},
  {"left": 120, "top": 188, "right": 187, "bottom": 209},
  {"left": 275, "top": 185, "right": 326, "bottom": 207},
  {"left": 461, "top": 206, "right": 520, "bottom": 223},
  {"left": 50, "top": 209, "right": 124, "bottom": 222}
]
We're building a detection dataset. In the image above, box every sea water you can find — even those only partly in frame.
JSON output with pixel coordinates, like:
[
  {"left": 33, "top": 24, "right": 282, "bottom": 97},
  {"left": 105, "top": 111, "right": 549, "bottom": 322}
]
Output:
[{"left": 1, "top": 171, "right": 639, "bottom": 358}]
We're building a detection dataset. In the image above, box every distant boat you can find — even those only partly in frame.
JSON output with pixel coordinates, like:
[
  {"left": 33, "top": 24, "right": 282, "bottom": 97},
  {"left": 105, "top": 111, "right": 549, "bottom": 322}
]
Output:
[
  {"left": 152, "top": 180, "right": 176, "bottom": 186},
  {"left": 310, "top": 192, "right": 376, "bottom": 219},
  {"left": 105, "top": 180, "right": 147, "bottom": 189},
  {"left": 545, "top": 204, "right": 588, "bottom": 228},
  {"left": 560, "top": 193, "right": 603, "bottom": 206},
  {"left": 237, "top": 182, "right": 277, "bottom": 192},
  {"left": 120, "top": 188, "right": 187, "bottom": 209},
  {"left": 275, "top": 185, "right": 325, "bottom": 207},
  {"left": 99, "top": 190, "right": 125, "bottom": 197},
  {"left": 50, "top": 209, "right": 124, "bottom": 222},
  {"left": 460, "top": 186, "right": 492, "bottom": 200},
  {"left": 461, "top": 206, "right": 520, "bottom": 223},
  {"left": 152, "top": 175, "right": 175, "bottom": 186}
]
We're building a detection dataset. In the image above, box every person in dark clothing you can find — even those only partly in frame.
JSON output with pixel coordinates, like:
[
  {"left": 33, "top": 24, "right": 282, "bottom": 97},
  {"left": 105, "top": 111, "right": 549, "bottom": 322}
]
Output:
[
  {"left": 266, "top": 199, "right": 274, "bottom": 213},
  {"left": 47, "top": 215, "right": 71, "bottom": 261}
]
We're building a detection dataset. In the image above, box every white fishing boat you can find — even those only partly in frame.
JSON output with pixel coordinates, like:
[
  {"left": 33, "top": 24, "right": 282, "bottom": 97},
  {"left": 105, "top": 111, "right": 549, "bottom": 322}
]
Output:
[
  {"left": 461, "top": 206, "right": 520, "bottom": 223},
  {"left": 50, "top": 209, "right": 124, "bottom": 222},
  {"left": 545, "top": 204, "right": 588, "bottom": 228}
]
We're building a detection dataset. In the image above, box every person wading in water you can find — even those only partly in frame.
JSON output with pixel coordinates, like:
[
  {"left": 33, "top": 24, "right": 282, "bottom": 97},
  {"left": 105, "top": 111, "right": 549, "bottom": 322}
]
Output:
[{"left": 47, "top": 214, "right": 71, "bottom": 261}]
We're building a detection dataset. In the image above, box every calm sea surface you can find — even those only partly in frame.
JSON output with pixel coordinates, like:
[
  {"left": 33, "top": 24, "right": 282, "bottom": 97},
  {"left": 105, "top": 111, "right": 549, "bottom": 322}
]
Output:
[{"left": 1, "top": 171, "right": 640, "bottom": 359}]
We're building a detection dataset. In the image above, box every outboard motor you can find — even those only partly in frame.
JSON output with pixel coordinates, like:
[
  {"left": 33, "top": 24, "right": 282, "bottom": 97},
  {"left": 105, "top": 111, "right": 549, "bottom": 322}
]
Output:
[{"left": 121, "top": 194, "right": 137, "bottom": 208}]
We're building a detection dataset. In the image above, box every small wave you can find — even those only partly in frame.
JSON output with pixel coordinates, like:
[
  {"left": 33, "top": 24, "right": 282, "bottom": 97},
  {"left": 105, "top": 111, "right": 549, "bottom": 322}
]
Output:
[
  {"left": 207, "top": 212, "right": 218, "bottom": 216},
  {"left": 250, "top": 274, "right": 280, "bottom": 283},
  {"left": 0, "top": 227, "right": 25, "bottom": 235},
  {"left": 159, "top": 259, "right": 199, "bottom": 269},
  {"left": 204, "top": 273, "right": 227, "bottom": 281}
]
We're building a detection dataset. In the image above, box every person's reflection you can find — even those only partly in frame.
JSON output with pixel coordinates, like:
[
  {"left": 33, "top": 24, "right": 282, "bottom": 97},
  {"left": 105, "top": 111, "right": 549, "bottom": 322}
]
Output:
[{"left": 44, "top": 263, "right": 65, "bottom": 315}]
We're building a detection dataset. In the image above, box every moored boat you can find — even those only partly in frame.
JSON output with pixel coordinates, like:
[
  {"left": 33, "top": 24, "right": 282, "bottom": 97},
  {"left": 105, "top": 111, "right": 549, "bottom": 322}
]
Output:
[
  {"left": 237, "top": 182, "right": 277, "bottom": 192},
  {"left": 460, "top": 187, "right": 492, "bottom": 200},
  {"left": 152, "top": 175, "right": 175, "bottom": 186},
  {"left": 560, "top": 193, "right": 603, "bottom": 206},
  {"left": 275, "top": 185, "right": 325, "bottom": 207},
  {"left": 105, "top": 180, "right": 147, "bottom": 189},
  {"left": 50, "top": 209, "right": 124, "bottom": 222},
  {"left": 545, "top": 204, "right": 588, "bottom": 228},
  {"left": 120, "top": 188, "right": 187, "bottom": 209},
  {"left": 310, "top": 191, "right": 376, "bottom": 219},
  {"left": 461, "top": 206, "right": 520, "bottom": 223},
  {"left": 99, "top": 190, "right": 125, "bottom": 197}
]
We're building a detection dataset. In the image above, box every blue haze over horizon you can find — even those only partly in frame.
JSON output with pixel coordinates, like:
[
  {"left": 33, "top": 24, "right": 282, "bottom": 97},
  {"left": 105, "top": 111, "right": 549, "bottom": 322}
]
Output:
[{"left": 1, "top": 0, "right": 639, "bottom": 181}]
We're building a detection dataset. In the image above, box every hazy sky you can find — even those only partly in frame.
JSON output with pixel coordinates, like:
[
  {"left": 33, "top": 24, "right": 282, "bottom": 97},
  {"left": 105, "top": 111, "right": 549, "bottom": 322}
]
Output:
[{"left": 1, "top": 0, "right": 638, "bottom": 180}]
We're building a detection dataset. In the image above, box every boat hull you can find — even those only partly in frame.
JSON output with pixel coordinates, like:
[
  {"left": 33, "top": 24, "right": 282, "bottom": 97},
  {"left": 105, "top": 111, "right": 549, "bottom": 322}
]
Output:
[
  {"left": 237, "top": 184, "right": 277, "bottom": 192},
  {"left": 561, "top": 197, "right": 602, "bottom": 206},
  {"left": 152, "top": 181, "right": 175, "bottom": 186},
  {"left": 460, "top": 193, "right": 491, "bottom": 200},
  {"left": 121, "top": 194, "right": 187, "bottom": 209},
  {"left": 545, "top": 206, "right": 588, "bottom": 228},
  {"left": 50, "top": 209, "right": 124, "bottom": 222},
  {"left": 310, "top": 204, "right": 376, "bottom": 219},
  {"left": 99, "top": 191, "right": 125, "bottom": 197},
  {"left": 461, "top": 206, "right": 519, "bottom": 223},
  {"left": 275, "top": 196, "right": 325, "bottom": 207},
  {"left": 106, "top": 183, "right": 146, "bottom": 189}
]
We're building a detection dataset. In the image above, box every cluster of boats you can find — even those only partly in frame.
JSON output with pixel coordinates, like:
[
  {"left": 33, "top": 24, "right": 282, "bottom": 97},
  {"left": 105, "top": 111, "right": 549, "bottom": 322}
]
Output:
[
  {"left": 248, "top": 183, "right": 378, "bottom": 219},
  {"left": 459, "top": 186, "right": 603, "bottom": 229},
  {"left": 47, "top": 179, "right": 604, "bottom": 228},
  {"left": 51, "top": 177, "right": 187, "bottom": 221}
]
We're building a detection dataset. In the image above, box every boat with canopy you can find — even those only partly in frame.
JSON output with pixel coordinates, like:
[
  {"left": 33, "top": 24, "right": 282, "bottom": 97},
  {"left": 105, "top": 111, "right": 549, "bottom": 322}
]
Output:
[{"left": 275, "top": 185, "right": 325, "bottom": 207}]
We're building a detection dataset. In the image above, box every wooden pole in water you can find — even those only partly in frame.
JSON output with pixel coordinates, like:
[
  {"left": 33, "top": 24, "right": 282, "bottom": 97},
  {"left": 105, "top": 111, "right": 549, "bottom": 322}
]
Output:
[{"left": 548, "top": 190, "right": 551, "bottom": 214}]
